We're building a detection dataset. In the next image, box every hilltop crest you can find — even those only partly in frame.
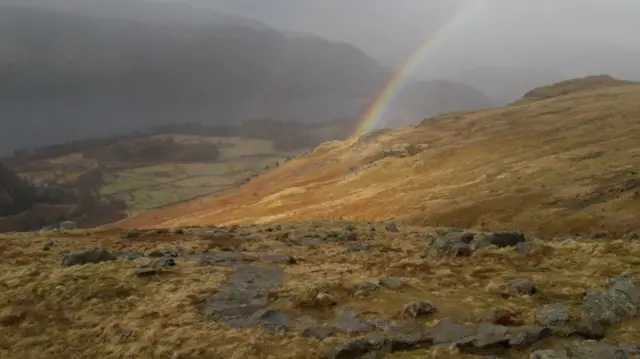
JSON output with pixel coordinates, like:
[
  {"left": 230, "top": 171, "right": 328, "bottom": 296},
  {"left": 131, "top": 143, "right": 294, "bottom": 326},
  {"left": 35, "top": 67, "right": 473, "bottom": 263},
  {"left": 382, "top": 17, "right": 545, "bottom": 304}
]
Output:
[
  {"left": 113, "top": 77, "right": 640, "bottom": 239},
  {"left": 517, "top": 75, "right": 637, "bottom": 103}
]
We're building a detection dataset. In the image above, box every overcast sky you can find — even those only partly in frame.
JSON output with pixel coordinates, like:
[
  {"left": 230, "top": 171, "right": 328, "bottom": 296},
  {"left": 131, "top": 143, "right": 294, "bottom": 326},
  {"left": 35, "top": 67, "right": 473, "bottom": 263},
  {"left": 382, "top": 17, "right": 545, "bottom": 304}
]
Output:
[{"left": 181, "top": 0, "right": 640, "bottom": 79}]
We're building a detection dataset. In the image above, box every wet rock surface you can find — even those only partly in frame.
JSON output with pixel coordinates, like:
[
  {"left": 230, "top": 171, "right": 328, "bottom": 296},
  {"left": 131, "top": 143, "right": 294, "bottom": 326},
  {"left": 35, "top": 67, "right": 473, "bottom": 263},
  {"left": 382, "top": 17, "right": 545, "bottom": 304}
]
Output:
[
  {"left": 401, "top": 301, "right": 436, "bottom": 318},
  {"left": 507, "top": 278, "right": 537, "bottom": 296},
  {"left": 536, "top": 303, "right": 570, "bottom": 328},
  {"left": 198, "top": 264, "right": 285, "bottom": 329},
  {"left": 61, "top": 249, "right": 117, "bottom": 266},
  {"left": 187, "top": 251, "right": 256, "bottom": 266},
  {"left": 581, "top": 275, "right": 640, "bottom": 331}
]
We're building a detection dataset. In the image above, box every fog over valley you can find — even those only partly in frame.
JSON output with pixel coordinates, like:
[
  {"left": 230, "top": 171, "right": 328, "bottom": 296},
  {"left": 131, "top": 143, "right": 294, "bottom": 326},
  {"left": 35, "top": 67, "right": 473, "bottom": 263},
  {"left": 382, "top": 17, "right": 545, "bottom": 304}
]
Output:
[{"left": 1, "top": 0, "right": 639, "bottom": 154}]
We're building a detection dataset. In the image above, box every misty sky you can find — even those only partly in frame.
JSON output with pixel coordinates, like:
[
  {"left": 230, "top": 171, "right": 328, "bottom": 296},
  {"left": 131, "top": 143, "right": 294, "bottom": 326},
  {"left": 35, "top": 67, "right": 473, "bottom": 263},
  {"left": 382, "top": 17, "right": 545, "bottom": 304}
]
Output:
[{"left": 181, "top": 0, "right": 640, "bottom": 79}]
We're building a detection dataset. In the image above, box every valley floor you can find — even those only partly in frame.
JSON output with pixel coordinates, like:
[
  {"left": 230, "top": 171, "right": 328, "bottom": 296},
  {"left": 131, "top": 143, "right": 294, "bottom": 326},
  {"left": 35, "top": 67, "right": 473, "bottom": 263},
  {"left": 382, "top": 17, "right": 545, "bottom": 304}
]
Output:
[{"left": 2, "top": 221, "right": 640, "bottom": 358}]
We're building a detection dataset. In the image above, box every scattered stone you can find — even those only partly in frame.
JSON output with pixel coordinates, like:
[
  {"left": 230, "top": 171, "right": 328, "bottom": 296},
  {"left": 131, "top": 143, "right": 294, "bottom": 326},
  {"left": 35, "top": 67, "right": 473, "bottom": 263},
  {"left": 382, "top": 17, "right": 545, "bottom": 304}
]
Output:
[
  {"left": 261, "top": 254, "right": 296, "bottom": 264},
  {"left": 425, "top": 231, "right": 474, "bottom": 258},
  {"left": 378, "top": 277, "right": 406, "bottom": 289},
  {"left": 431, "top": 317, "right": 476, "bottom": 345},
  {"left": 302, "top": 326, "right": 336, "bottom": 340},
  {"left": 315, "top": 292, "right": 339, "bottom": 307},
  {"left": 536, "top": 303, "right": 570, "bottom": 328},
  {"left": 516, "top": 241, "right": 536, "bottom": 253},
  {"left": 371, "top": 318, "right": 426, "bottom": 335},
  {"left": 574, "top": 318, "right": 606, "bottom": 340},
  {"left": 432, "top": 320, "right": 552, "bottom": 354},
  {"left": 324, "top": 333, "right": 384, "bottom": 359},
  {"left": 620, "top": 343, "right": 640, "bottom": 355},
  {"left": 61, "top": 249, "right": 117, "bottom": 267},
  {"left": 566, "top": 341, "right": 628, "bottom": 358},
  {"left": 331, "top": 311, "right": 376, "bottom": 334},
  {"left": 135, "top": 267, "right": 157, "bottom": 277},
  {"left": 119, "top": 330, "right": 134, "bottom": 341},
  {"left": 401, "top": 301, "right": 436, "bottom": 318},
  {"left": 149, "top": 257, "right": 176, "bottom": 269},
  {"left": 473, "top": 231, "right": 526, "bottom": 249},
  {"left": 116, "top": 252, "right": 145, "bottom": 261},
  {"left": 263, "top": 323, "right": 288, "bottom": 335},
  {"left": 383, "top": 332, "right": 434, "bottom": 352},
  {"left": 507, "top": 325, "right": 552, "bottom": 349},
  {"left": 461, "top": 323, "right": 510, "bottom": 352},
  {"left": 385, "top": 223, "right": 399, "bottom": 233},
  {"left": 530, "top": 349, "right": 570, "bottom": 359},
  {"left": 322, "top": 230, "right": 360, "bottom": 242},
  {"left": 482, "top": 307, "right": 522, "bottom": 326},
  {"left": 352, "top": 282, "right": 380, "bottom": 294},
  {"left": 507, "top": 278, "right": 537, "bottom": 296},
  {"left": 436, "top": 227, "right": 465, "bottom": 236},
  {"left": 582, "top": 275, "right": 640, "bottom": 328},
  {"left": 340, "top": 231, "right": 359, "bottom": 242},
  {"left": 294, "top": 315, "right": 318, "bottom": 330}
]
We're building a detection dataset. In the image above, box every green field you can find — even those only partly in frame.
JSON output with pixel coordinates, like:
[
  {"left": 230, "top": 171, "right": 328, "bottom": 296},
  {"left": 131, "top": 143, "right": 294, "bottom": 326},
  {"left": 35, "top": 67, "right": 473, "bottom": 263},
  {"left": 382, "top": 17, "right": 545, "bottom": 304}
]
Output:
[{"left": 15, "top": 128, "right": 340, "bottom": 216}]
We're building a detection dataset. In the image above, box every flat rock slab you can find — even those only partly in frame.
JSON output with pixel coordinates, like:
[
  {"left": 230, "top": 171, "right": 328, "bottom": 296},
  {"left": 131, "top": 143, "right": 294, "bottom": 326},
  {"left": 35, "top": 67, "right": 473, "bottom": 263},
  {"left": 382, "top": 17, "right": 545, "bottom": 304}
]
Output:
[
  {"left": 185, "top": 251, "right": 256, "bottom": 267},
  {"left": 198, "top": 265, "right": 285, "bottom": 329},
  {"left": 297, "top": 237, "right": 326, "bottom": 246},
  {"left": 261, "top": 254, "right": 296, "bottom": 264}
]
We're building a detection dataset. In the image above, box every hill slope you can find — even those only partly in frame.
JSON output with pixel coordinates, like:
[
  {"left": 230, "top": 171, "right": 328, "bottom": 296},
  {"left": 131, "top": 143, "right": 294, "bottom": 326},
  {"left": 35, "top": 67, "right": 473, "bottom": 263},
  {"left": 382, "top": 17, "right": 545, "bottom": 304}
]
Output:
[{"left": 114, "top": 77, "right": 640, "bottom": 238}]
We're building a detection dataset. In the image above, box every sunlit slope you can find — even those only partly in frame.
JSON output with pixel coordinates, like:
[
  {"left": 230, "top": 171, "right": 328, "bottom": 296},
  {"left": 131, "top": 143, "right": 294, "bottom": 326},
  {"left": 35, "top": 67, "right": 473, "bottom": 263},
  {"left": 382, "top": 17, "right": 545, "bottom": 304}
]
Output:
[{"left": 114, "top": 81, "right": 640, "bottom": 238}]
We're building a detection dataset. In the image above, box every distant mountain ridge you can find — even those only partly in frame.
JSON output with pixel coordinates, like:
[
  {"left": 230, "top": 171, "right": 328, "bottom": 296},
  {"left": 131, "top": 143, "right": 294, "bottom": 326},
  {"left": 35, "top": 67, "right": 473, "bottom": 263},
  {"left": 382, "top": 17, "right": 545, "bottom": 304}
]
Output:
[
  {"left": 448, "top": 66, "right": 567, "bottom": 106},
  {"left": 0, "top": 3, "right": 390, "bottom": 154},
  {"left": 0, "top": 0, "right": 268, "bottom": 27},
  {"left": 0, "top": 1, "right": 497, "bottom": 156},
  {"left": 380, "top": 80, "right": 495, "bottom": 128}
]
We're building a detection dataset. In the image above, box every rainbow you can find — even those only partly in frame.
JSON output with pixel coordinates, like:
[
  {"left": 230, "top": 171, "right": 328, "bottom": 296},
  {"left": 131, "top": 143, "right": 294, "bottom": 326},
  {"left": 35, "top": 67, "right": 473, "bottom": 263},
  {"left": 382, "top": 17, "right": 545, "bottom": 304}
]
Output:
[{"left": 352, "top": 0, "right": 484, "bottom": 137}]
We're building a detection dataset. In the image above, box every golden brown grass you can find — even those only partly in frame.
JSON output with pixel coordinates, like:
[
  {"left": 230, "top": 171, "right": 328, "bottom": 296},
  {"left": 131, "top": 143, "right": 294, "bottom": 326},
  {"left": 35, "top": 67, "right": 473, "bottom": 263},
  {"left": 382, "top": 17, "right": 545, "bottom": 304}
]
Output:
[
  {"left": 3, "top": 222, "right": 640, "bottom": 358},
  {"left": 114, "top": 80, "right": 640, "bottom": 239}
]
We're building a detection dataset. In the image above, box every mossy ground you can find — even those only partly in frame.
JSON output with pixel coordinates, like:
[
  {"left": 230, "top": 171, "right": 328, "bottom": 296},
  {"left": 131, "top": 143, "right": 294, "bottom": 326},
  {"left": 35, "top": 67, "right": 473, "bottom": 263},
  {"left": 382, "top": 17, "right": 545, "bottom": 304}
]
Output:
[{"left": 2, "top": 222, "right": 640, "bottom": 358}]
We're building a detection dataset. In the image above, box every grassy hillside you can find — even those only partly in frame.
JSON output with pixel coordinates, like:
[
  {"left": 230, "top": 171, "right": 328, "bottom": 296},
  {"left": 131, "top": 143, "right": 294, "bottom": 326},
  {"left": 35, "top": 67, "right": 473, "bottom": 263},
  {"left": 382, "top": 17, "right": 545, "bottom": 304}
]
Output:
[
  {"left": 517, "top": 75, "right": 636, "bottom": 104},
  {"left": 115, "top": 76, "right": 640, "bottom": 239}
]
